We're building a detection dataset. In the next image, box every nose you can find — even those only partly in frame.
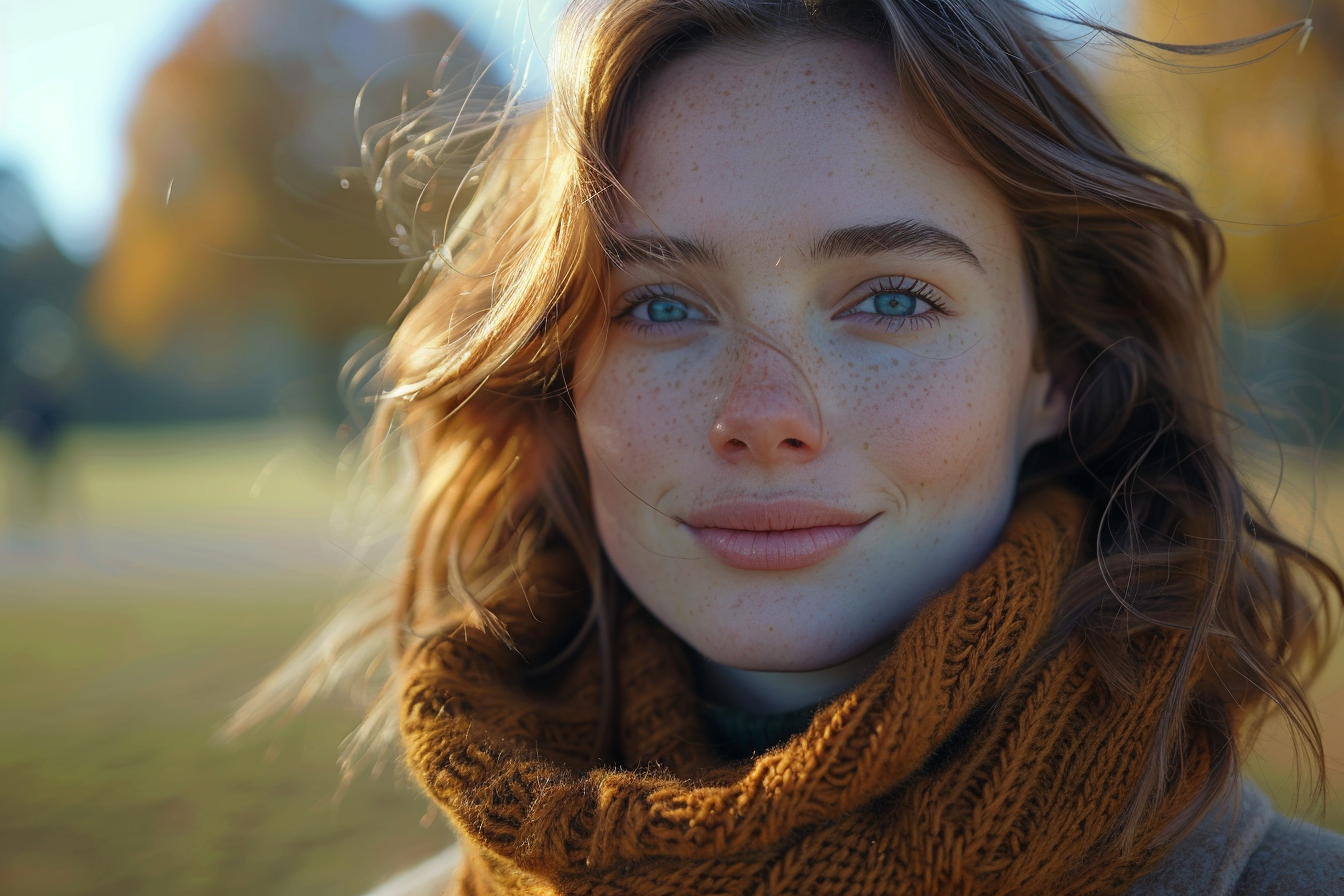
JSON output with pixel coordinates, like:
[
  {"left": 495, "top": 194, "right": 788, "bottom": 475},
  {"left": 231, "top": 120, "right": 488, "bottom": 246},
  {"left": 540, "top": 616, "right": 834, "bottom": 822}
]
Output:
[{"left": 710, "top": 339, "right": 825, "bottom": 465}]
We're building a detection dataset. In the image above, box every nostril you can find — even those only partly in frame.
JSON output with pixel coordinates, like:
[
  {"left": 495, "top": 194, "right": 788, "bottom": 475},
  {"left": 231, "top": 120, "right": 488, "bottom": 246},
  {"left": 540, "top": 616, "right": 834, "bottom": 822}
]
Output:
[
  {"left": 783, "top": 438, "right": 805, "bottom": 449},
  {"left": 727, "top": 438, "right": 748, "bottom": 450}
]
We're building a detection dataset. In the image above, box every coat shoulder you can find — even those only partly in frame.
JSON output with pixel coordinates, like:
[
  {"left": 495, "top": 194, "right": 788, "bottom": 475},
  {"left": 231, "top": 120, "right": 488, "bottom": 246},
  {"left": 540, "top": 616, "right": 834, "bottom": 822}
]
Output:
[
  {"left": 1232, "top": 811, "right": 1344, "bottom": 895},
  {"left": 358, "top": 843, "right": 461, "bottom": 896},
  {"left": 1126, "top": 780, "right": 1344, "bottom": 896}
]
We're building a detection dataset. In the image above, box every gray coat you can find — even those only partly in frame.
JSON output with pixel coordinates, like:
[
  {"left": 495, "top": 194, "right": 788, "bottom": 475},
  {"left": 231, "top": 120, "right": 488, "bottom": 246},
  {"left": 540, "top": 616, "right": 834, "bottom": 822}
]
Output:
[{"left": 1127, "top": 780, "right": 1344, "bottom": 895}]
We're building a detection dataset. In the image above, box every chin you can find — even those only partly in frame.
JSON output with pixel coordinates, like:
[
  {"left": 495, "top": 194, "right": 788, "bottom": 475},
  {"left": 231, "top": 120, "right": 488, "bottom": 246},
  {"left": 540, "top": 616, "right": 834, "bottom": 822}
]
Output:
[
  {"left": 653, "top": 590, "right": 902, "bottom": 672},
  {"left": 695, "top": 635, "right": 859, "bottom": 673}
]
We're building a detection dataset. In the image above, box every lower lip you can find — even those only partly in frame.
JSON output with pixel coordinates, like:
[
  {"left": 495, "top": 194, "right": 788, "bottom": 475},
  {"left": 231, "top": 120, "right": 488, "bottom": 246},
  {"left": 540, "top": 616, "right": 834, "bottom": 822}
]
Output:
[{"left": 688, "top": 524, "right": 866, "bottom": 570}]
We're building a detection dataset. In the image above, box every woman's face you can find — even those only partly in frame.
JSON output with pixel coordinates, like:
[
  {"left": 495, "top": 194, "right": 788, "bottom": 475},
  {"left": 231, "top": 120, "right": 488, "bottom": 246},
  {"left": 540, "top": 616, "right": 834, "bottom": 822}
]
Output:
[{"left": 572, "top": 38, "right": 1066, "bottom": 672}]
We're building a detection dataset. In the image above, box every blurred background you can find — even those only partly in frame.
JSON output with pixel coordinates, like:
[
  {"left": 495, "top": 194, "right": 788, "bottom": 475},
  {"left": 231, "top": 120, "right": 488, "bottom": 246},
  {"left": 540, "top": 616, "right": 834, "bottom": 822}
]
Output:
[{"left": 0, "top": 0, "right": 1341, "bottom": 893}]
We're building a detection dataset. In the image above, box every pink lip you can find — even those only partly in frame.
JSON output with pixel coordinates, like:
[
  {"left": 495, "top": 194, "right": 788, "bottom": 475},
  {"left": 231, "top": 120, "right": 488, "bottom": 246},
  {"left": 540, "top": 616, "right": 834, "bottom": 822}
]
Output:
[{"left": 683, "top": 500, "right": 876, "bottom": 570}]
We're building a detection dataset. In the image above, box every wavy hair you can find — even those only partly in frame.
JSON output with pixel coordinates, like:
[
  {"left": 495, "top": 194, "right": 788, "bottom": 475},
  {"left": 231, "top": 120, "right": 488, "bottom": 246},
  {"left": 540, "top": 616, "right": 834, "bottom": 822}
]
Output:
[{"left": 227, "top": 0, "right": 1342, "bottom": 847}]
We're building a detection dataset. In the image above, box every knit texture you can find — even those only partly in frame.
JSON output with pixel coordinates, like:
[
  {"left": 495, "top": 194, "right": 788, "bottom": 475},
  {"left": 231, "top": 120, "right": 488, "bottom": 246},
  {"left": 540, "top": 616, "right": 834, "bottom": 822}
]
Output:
[{"left": 400, "top": 490, "right": 1213, "bottom": 895}]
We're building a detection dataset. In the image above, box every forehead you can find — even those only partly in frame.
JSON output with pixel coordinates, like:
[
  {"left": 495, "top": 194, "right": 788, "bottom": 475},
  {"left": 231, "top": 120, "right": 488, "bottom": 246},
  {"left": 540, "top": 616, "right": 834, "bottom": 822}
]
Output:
[{"left": 617, "top": 37, "right": 1017, "bottom": 260}]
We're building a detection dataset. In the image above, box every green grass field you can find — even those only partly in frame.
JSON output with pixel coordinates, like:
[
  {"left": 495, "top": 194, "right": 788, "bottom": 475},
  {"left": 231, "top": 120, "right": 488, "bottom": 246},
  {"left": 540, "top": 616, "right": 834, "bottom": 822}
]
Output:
[
  {"left": 0, "top": 424, "right": 448, "bottom": 896},
  {"left": 0, "top": 594, "right": 449, "bottom": 896},
  {"left": 1, "top": 423, "right": 1343, "bottom": 896}
]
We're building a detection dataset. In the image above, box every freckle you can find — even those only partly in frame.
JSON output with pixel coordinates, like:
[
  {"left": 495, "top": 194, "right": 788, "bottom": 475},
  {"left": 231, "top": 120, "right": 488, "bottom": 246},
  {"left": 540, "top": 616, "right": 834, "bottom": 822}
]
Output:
[{"left": 862, "top": 442, "right": 869, "bottom": 450}]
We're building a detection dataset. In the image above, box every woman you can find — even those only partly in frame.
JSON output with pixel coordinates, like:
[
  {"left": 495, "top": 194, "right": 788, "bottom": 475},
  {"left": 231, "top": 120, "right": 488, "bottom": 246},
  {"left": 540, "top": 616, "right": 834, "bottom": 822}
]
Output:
[{"left": 237, "top": 0, "right": 1344, "bottom": 892}]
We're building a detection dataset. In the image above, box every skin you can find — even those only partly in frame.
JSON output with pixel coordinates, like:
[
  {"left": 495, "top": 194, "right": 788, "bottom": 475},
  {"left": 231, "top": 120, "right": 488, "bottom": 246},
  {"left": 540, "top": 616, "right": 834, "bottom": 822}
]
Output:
[{"left": 571, "top": 38, "right": 1068, "bottom": 712}]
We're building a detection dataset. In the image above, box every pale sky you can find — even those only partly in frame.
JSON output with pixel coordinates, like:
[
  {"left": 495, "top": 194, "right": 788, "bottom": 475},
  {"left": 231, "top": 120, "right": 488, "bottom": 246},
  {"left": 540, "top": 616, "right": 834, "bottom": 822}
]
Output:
[{"left": 0, "top": 0, "right": 1118, "bottom": 262}]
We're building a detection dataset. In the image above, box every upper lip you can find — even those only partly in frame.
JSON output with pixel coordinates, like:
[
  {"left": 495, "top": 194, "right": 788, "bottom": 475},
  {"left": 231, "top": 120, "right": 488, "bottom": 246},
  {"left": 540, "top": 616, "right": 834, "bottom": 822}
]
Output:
[{"left": 681, "top": 499, "right": 876, "bottom": 531}]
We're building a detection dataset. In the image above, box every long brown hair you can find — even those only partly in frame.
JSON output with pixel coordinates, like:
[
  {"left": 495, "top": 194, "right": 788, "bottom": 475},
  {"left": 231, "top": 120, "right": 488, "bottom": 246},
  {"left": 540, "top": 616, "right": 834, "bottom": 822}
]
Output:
[{"left": 228, "top": 0, "right": 1341, "bottom": 846}]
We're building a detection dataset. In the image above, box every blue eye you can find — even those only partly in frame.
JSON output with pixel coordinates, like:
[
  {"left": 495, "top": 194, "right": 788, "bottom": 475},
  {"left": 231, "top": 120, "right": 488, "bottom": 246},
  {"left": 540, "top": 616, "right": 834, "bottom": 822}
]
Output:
[
  {"left": 838, "top": 277, "right": 950, "bottom": 331},
  {"left": 646, "top": 298, "right": 689, "bottom": 323},
  {"left": 871, "top": 291, "right": 919, "bottom": 316},
  {"left": 619, "top": 291, "right": 711, "bottom": 329}
]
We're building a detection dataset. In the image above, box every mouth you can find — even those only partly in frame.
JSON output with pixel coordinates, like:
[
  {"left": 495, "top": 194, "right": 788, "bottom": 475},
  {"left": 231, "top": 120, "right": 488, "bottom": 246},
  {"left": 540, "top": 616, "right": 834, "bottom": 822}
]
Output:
[{"left": 682, "top": 499, "right": 877, "bottom": 571}]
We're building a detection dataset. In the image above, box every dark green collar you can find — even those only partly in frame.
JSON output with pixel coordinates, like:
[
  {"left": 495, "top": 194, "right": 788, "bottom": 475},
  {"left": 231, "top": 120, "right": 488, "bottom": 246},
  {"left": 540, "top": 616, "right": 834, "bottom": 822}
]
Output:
[
  {"left": 697, "top": 697, "right": 991, "bottom": 767},
  {"left": 697, "top": 700, "right": 818, "bottom": 762}
]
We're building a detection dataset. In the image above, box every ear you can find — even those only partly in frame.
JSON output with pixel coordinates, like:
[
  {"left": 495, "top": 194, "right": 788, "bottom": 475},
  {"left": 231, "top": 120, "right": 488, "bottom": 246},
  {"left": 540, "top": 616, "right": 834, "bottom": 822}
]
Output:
[{"left": 1021, "top": 342, "right": 1077, "bottom": 450}]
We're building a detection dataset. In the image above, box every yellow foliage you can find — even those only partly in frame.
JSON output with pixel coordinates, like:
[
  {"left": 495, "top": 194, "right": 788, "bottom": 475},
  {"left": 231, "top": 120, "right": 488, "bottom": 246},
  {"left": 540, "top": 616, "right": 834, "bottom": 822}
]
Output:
[
  {"left": 84, "top": 1, "right": 473, "bottom": 362},
  {"left": 1106, "top": 0, "right": 1344, "bottom": 317}
]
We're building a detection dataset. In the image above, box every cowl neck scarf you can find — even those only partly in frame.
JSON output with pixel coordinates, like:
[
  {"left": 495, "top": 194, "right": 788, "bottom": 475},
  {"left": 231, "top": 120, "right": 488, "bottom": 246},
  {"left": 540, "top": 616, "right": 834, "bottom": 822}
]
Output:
[{"left": 401, "top": 490, "right": 1211, "bottom": 895}]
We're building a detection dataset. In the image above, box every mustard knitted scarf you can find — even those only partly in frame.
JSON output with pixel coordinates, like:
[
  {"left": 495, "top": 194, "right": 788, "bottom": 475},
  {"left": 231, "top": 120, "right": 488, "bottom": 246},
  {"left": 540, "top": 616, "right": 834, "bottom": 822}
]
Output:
[{"left": 400, "top": 490, "right": 1211, "bottom": 895}]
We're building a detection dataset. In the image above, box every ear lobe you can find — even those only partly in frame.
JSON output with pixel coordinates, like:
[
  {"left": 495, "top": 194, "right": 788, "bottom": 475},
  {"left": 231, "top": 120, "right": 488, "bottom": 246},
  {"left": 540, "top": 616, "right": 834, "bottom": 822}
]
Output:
[
  {"left": 1023, "top": 350, "right": 1078, "bottom": 449},
  {"left": 1035, "top": 376, "right": 1071, "bottom": 443}
]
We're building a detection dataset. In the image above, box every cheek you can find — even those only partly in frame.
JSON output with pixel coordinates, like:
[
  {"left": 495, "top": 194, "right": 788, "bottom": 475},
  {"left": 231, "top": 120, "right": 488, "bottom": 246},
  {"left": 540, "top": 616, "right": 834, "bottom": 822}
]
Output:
[
  {"left": 573, "top": 346, "right": 713, "bottom": 506},
  {"left": 836, "top": 338, "right": 1030, "bottom": 499}
]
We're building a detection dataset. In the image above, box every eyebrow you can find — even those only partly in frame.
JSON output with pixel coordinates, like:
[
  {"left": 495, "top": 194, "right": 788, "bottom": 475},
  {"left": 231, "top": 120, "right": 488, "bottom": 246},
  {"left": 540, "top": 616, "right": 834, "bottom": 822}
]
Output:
[
  {"left": 605, "top": 218, "right": 983, "bottom": 272},
  {"left": 810, "top": 220, "right": 984, "bottom": 270},
  {"left": 604, "top": 234, "right": 726, "bottom": 270}
]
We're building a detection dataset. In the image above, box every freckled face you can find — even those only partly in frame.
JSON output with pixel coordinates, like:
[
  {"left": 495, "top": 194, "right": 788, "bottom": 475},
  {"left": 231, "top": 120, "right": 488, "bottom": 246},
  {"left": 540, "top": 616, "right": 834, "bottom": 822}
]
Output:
[{"left": 571, "top": 40, "right": 1066, "bottom": 672}]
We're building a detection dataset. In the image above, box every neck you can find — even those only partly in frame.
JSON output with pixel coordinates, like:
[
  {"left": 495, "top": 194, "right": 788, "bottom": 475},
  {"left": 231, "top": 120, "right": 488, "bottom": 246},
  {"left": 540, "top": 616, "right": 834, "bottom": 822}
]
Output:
[{"left": 692, "top": 638, "right": 894, "bottom": 714}]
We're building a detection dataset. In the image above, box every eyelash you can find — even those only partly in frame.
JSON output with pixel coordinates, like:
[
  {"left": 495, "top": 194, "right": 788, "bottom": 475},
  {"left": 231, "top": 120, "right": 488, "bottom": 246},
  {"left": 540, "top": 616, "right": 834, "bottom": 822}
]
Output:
[
  {"left": 613, "top": 276, "right": 952, "bottom": 334},
  {"left": 613, "top": 286, "right": 711, "bottom": 335},
  {"left": 838, "top": 276, "right": 951, "bottom": 333}
]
